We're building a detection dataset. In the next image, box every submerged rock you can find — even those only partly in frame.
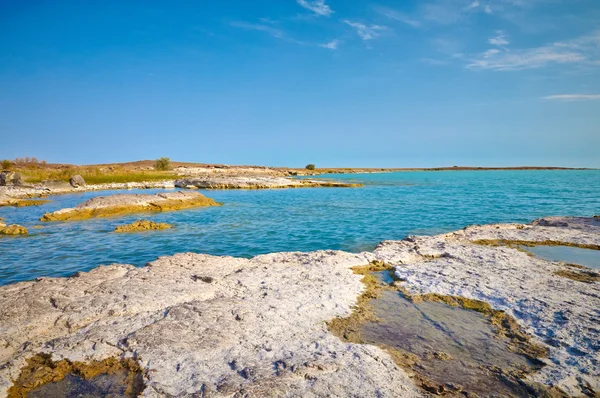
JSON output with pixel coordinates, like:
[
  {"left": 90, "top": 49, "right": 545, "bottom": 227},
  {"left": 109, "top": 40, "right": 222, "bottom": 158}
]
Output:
[
  {"left": 114, "top": 220, "right": 173, "bottom": 233},
  {"left": 69, "top": 175, "right": 86, "bottom": 188},
  {"left": 0, "top": 224, "right": 28, "bottom": 236},
  {"left": 40, "top": 191, "right": 220, "bottom": 221}
]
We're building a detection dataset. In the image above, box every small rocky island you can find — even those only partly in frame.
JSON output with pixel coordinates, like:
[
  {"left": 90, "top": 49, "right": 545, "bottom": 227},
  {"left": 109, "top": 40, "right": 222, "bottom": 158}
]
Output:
[
  {"left": 0, "top": 216, "right": 598, "bottom": 397},
  {"left": 40, "top": 191, "right": 220, "bottom": 221}
]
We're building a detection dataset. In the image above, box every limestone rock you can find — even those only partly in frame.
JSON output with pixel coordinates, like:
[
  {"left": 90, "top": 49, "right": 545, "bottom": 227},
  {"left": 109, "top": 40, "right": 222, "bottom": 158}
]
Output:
[
  {"left": 175, "top": 177, "right": 361, "bottom": 189},
  {"left": 374, "top": 216, "right": 600, "bottom": 396},
  {"left": 0, "top": 251, "right": 419, "bottom": 397},
  {"left": 69, "top": 175, "right": 86, "bottom": 188},
  {"left": 40, "top": 191, "right": 220, "bottom": 221}
]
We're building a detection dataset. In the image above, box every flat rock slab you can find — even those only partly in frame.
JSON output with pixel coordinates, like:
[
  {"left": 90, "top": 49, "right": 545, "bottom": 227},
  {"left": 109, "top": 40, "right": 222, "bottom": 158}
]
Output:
[
  {"left": 175, "top": 177, "right": 361, "bottom": 189},
  {"left": 0, "top": 251, "right": 419, "bottom": 397},
  {"left": 374, "top": 216, "right": 600, "bottom": 396},
  {"left": 40, "top": 191, "right": 220, "bottom": 221}
]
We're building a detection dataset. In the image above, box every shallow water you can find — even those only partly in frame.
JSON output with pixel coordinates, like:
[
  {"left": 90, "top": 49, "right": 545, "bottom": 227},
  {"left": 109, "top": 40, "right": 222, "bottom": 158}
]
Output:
[
  {"left": 361, "top": 274, "right": 538, "bottom": 396},
  {"left": 1, "top": 170, "right": 599, "bottom": 285},
  {"left": 28, "top": 369, "right": 142, "bottom": 398},
  {"left": 524, "top": 245, "right": 600, "bottom": 269}
]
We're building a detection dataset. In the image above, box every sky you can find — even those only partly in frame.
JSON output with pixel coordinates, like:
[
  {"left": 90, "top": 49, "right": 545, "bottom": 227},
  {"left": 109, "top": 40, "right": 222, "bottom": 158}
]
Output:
[{"left": 1, "top": 0, "right": 599, "bottom": 168}]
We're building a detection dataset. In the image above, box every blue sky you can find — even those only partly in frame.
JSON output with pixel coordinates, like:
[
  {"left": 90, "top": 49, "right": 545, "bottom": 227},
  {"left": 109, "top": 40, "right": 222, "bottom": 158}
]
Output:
[{"left": 1, "top": 0, "right": 599, "bottom": 167}]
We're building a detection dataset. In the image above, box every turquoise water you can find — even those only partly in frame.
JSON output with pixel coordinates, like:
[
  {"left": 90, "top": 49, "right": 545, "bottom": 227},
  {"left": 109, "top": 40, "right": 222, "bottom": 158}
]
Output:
[{"left": 1, "top": 170, "right": 599, "bottom": 286}]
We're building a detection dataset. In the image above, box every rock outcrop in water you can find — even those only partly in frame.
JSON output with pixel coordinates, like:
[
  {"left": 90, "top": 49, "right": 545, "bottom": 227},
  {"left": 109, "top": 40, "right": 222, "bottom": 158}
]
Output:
[
  {"left": 0, "top": 224, "right": 28, "bottom": 236},
  {"left": 0, "top": 217, "right": 597, "bottom": 397},
  {"left": 114, "top": 220, "right": 173, "bottom": 233},
  {"left": 175, "top": 177, "right": 361, "bottom": 189},
  {"left": 40, "top": 191, "right": 220, "bottom": 221}
]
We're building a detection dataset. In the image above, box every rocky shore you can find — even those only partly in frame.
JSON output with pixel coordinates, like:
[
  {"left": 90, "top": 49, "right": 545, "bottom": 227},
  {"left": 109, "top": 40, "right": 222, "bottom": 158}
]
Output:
[
  {"left": 0, "top": 217, "right": 598, "bottom": 397},
  {"left": 0, "top": 176, "right": 359, "bottom": 207},
  {"left": 174, "top": 177, "right": 361, "bottom": 189}
]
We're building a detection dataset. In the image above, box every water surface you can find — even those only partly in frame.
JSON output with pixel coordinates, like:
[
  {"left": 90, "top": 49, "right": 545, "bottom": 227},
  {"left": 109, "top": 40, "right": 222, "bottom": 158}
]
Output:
[
  {"left": 1, "top": 170, "right": 599, "bottom": 285},
  {"left": 524, "top": 245, "right": 600, "bottom": 269}
]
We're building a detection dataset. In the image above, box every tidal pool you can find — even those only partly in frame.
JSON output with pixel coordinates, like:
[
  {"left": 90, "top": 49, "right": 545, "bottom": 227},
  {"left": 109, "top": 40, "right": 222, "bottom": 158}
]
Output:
[
  {"left": 523, "top": 245, "right": 600, "bottom": 269},
  {"left": 27, "top": 369, "right": 141, "bottom": 398},
  {"left": 359, "top": 273, "right": 540, "bottom": 397}
]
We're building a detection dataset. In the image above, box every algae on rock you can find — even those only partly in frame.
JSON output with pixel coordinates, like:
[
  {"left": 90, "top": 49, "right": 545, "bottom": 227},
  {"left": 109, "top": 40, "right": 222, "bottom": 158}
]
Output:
[
  {"left": 0, "top": 224, "right": 28, "bottom": 236},
  {"left": 114, "top": 220, "right": 173, "bottom": 233},
  {"left": 41, "top": 191, "right": 219, "bottom": 221}
]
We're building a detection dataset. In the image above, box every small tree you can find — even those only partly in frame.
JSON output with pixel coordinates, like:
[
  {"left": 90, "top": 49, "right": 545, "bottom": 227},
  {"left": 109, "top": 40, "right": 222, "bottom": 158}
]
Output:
[
  {"left": 1, "top": 160, "right": 13, "bottom": 170},
  {"left": 155, "top": 157, "right": 171, "bottom": 171},
  {"left": 305, "top": 164, "right": 315, "bottom": 170}
]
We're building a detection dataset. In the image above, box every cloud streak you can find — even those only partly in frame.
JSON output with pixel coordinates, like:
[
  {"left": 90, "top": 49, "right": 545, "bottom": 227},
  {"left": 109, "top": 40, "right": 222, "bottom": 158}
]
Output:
[
  {"left": 375, "top": 6, "right": 421, "bottom": 27},
  {"left": 544, "top": 94, "right": 600, "bottom": 101},
  {"left": 468, "top": 30, "right": 600, "bottom": 71},
  {"left": 296, "top": 0, "right": 333, "bottom": 17},
  {"left": 344, "top": 20, "right": 388, "bottom": 40},
  {"left": 229, "top": 22, "right": 304, "bottom": 44}
]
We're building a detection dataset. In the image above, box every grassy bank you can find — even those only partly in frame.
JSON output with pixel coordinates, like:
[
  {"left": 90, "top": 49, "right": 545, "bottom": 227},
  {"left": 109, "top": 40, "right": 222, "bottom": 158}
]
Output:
[{"left": 9, "top": 165, "right": 178, "bottom": 185}]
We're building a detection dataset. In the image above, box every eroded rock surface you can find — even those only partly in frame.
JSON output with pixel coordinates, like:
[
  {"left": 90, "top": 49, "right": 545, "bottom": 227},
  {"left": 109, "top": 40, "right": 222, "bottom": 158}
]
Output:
[
  {"left": 114, "top": 220, "right": 173, "bottom": 233},
  {"left": 40, "top": 191, "right": 220, "bottom": 221},
  {"left": 175, "top": 177, "right": 361, "bottom": 189},
  {"left": 374, "top": 216, "right": 600, "bottom": 396},
  {"left": 0, "top": 251, "right": 420, "bottom": 397}
]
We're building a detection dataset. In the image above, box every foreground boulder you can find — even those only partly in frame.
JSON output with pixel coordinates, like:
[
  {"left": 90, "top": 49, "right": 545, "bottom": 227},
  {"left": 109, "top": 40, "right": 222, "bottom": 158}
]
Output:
[
  {"left": 69, "top": 175, "right": 86, "bottom": 188},
  {"left": 0, "top": 172, "right": 23, "bottom": 186},
  {"left": 40, "top": 191, "right": 220, "bottom": 221}
]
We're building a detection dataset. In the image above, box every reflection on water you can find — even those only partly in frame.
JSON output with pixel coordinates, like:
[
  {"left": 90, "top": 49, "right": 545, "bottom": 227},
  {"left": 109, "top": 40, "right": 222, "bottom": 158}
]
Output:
[{"left": 523, "top": 245, "right": 600, "bottom": 269}]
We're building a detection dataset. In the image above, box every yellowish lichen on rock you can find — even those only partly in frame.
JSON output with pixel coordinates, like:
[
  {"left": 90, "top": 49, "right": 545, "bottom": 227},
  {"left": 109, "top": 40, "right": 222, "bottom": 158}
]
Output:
[
  {"left": 41, "top": 192, "right": 220, "bottom": 221},
  {"left": 473, "top": 239, "right": 600, "bottom": 251},
  {"left": 326, "top": 260, "right": 397, "bottom": 344},
  {"left": 7, "top": 353, "right": 144, "bottom": 398},
  {"left": 0, "top": 224, "right": 28, "bottom": 236},
  {"left": 114, "top": 220, "right": 173, "bottom": 233},
  {"left": 554, "top": 269, "right": 600, "bottom": 283}
]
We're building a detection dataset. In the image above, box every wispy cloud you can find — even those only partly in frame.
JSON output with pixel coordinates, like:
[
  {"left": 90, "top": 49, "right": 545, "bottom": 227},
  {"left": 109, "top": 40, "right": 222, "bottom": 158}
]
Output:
[
  {"left": 375, "top": 6, "right": 421, "bottom": 27},
  {"left": 229, "top": 22, "right": 304, "bottom": 44},
  {"left": 343, "top": 20, "right": 388, "bottom": 41},
  {"left": 296, "top": 0, "right": 333, "bottom": 17},
  {"left": 489, "top": 30, "right": 509, "bottom": 46},
  {"left": 543, "top": 94, "right": 600, "bottom": 101},
  {"left": 466, "top": 1, "right": 480, "bottom": 10},
  {"left": 320, "top": 39, "right": 340, "bottom": 50},
  {"left": 468, "top": 30, "right": 600, "bottom": 71}
]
